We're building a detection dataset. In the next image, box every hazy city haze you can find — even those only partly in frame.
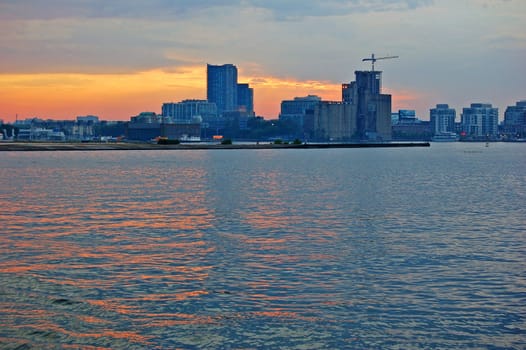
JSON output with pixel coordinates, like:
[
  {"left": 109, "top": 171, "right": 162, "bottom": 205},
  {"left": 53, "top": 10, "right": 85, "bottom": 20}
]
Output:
[{"left": 0, "top": 0, "right": 524, "bottom": 121}]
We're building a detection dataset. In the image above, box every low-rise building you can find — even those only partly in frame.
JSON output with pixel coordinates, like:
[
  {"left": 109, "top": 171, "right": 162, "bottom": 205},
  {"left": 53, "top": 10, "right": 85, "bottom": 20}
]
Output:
[
  {"left": 391, "top": 110, "right": 432, "bottom": 140},
  {"left": 127, "top": 111, "right": 201, "bottom": 141},
  {"left": 17, "top": 127, "right": 66, "bottom": 141}
]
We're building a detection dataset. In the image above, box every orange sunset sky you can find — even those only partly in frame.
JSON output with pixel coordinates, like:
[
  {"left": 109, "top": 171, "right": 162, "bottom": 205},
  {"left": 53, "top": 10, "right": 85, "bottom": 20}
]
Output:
[
  {"left": 0, "top": 65, "right": 420, "bottom": 122},
  {"left": 1, "top": 0, "right": 524, "bottom": 122}
]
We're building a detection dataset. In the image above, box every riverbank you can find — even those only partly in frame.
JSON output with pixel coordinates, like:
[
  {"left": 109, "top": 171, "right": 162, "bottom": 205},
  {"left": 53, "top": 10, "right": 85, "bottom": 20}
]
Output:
[{"left": 0, "top": 141, "right": 430, "bottom": 151}]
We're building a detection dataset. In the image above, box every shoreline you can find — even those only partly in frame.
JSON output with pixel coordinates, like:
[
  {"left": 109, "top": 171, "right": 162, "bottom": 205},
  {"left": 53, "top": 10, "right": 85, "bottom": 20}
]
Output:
[{"left": 0, "top": 141, "right": 431, "bottom": 152}]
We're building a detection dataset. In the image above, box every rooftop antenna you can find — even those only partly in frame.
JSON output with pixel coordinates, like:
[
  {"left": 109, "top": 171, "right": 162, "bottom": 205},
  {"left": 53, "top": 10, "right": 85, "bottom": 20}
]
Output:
[{"left": 363, "top": 53, "right": 399, "bottom": 71}]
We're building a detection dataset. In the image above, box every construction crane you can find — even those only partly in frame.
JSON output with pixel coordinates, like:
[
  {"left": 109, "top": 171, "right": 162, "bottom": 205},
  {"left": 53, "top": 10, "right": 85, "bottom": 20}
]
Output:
[{"left": 362, "top": 53, "right": 399, "bottom": 71}]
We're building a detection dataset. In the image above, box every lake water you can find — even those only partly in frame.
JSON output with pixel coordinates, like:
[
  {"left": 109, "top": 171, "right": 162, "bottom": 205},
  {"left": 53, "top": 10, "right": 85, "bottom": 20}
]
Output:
[{"left": 0, "top": 143, "right": 525, "bottom": 349}]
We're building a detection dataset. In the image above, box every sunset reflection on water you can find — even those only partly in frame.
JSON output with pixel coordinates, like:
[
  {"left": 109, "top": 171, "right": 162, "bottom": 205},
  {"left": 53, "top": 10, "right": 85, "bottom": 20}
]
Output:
[{"left": 1, "top": 147, "right": 525, "bottom": 349}]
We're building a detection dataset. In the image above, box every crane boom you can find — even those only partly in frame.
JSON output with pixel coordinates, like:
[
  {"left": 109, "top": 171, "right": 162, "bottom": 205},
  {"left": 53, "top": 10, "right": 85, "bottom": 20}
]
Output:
[{"left": 362, "top": 53, "right": 399, "bottom": 71}]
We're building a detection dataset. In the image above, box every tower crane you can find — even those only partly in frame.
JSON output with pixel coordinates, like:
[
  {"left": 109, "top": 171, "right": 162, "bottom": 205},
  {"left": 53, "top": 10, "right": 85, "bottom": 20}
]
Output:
[{"left": 362, "top": 53, "right": 399, "bottom": 71}]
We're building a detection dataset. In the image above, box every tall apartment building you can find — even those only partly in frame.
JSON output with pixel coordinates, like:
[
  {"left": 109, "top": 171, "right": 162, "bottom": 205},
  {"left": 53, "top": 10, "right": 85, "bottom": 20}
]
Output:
[
  {"left": 237, "top": 83, "right": 254, "bottom": 115},
  {"left": 341, "top": 71, "right": 392, "bottom": 140},
  {"left": 430, "top": 104, "right": 456, "bottom": 135},
  {"left": 207, "top": 64, "right": 238, "bottom": 115},
  {"left": 503, "top": 100, "right": 526, "bottom": 138},
  {"left": 504, "top": 101, "right": 526, "bottom": 127},
  {"left": 461, "top": 103, "right": 498, "bottom": 138}
]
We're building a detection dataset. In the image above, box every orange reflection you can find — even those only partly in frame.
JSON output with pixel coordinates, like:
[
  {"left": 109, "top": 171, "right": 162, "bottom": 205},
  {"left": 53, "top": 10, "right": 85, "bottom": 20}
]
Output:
[
  {"left": 77, "top": 315, "right": 111, "bottom": 325},
  {"left": 129, "top": 290, "right": 208, "bottom": 302},
  {"left": 140, "top": 312, "right": 217, "bottom": 327},
  {"left": 62, "top": 345, "right": 113, "bottom": 350},
  {"left": 87, "top": 300, "right": 142, "bottom": 315},
  {"left": 10, "top": 312, "right": 151, "bottom": 346}
]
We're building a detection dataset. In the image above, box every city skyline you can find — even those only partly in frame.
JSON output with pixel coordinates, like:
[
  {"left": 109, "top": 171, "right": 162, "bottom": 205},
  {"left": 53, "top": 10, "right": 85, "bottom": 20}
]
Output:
[{"left": 1, "top": 0, "right": 525, "bottom": 122}]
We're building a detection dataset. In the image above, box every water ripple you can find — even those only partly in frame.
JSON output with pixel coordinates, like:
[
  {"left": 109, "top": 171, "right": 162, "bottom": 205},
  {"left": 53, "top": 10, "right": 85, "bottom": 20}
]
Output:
[{"left": 1, "top": 146, "right": 525, "bottom": 349}]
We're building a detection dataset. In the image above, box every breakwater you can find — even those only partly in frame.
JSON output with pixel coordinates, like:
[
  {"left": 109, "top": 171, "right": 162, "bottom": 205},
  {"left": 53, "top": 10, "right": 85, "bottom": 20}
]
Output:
[{"left": 0, "top": 141, "right": 430, "bottom": 151}]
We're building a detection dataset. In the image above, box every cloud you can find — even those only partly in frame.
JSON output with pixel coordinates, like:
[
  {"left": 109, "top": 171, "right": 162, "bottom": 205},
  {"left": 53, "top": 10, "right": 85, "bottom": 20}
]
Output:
[
  {"left": 0, "top": 0, "right": 524, "bottom": 121},
  {"left": 0, "top": 18, "right": 180, "bottom": 74},
  {"left": 0, "top": 0, "right": 237, "bottom": 20},
  {"left": 0, "top": 0, "right": 433, "bottom": 21},
  {"left": 249, "top": 0, "right": 434, "bottom": 20}
]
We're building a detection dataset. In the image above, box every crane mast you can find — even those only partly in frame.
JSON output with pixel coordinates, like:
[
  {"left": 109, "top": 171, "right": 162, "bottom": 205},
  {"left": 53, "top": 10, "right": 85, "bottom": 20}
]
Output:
[{"left": 362, "top": 53, "right": 399, "bottom": 71}]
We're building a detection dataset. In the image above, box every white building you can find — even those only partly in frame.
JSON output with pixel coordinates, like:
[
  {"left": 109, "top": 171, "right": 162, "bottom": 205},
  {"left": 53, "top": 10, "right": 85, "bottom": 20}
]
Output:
[
  {"left": 430, "top": 104, "right": 456, "bottom": 135},
  {"left": 17, "top": 128, "right": 66, "bottom": 141},
  {"left": 461, "top": 103, "right": 498, "bottom": 138}
]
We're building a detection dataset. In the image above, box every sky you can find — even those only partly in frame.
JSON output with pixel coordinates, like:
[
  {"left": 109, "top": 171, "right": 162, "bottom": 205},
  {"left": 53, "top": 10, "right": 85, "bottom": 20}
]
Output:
[{"left": 0, "top": 0, "right": 525, "bottom": 122}]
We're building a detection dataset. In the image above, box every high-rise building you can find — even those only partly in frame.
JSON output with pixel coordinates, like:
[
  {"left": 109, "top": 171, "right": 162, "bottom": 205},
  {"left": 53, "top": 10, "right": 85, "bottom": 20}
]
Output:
[
  {"left": 342, "top": 71, "right": 392, "bottom": 140},
  {"left": 237, "top": 83, "right": 254, "bottom": 115},
  {"left": 504, "top": 101, "right": 526, "bottom": 127},
  {"left": 207, "top": 64, "right": 238, "bottom": 115},
  {"left": 430, "top": 104, "right": 456, "bottom": 135},
  {"left": 503, "top": 100, "right": 526, "bottom": 138},
  {"left": 461, "top": 103, "right": 498, "bottom": 138}
]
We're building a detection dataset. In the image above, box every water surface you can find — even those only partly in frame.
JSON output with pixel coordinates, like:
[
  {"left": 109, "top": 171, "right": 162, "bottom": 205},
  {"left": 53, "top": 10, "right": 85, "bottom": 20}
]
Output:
[{"left": 1, "top": 143, "right": 525, "bottom": 349}]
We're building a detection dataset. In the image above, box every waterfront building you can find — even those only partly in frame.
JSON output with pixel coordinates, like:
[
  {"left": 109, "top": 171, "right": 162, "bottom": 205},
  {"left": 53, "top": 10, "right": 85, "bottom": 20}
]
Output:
[
  {"left": 306, "top": 101, "right": 356, "bottom": 142},
  {"left": 391, "top": 113, "right": 400, "bottom": 125},
  {"left": 237, "top": 83, "right": 254, "bottom": 116},
  {"left": 341, "top": 71, "right": 392, "bottom": 140},
  {"left": 503, "top": 100, "right": 526, "bottom": 138},
  {"left": 72, "top": 115, "right": 99, "bottom": 140},
  {"left": 279, "top": 95, "right": 322, "bottom": 130},
  {"left": 128, "top": 112, "right": 163, "bottom": 141},
  {"left": 430, "top": 104, "right": 456, "bottom": 135},
  {"left": 16, "top": 127, "right": 66, "bottom": 141},
  {"left": 391, "top": 110, "right": 432, "bottom": 141},
  {"left": 207, "top": 64, "right": 238, "bottom": 115},
  {"left": 461, "top": 103, "right": 499, "bottom": 139},
  {"left": 127, "top": 111, "right": 200, "bottom": 141},
  {"left": 398, "top": 110, "right": 417, "bottom": 123}
]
